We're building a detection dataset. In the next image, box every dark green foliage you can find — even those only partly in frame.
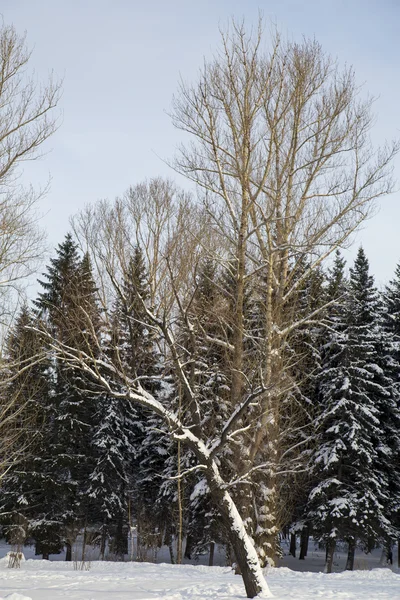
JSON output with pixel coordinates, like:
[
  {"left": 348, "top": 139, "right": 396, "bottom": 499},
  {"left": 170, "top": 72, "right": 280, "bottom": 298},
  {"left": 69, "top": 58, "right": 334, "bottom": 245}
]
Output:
[
  {"left": 306, "top": 248, "right": 399, "bottom": 557},
  {"left": 33, "top": 235, "right": 102, "bottom": 552},
  {"left": 0, "top": 306, "right": 61, "bottom": 554}
]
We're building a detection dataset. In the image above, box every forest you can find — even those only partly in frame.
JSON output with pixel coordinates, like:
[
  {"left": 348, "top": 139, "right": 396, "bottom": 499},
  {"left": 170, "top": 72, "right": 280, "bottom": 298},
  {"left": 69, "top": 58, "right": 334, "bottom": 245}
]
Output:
[{"left": 0, "top": 16, "right": 399, "bottom": 600}]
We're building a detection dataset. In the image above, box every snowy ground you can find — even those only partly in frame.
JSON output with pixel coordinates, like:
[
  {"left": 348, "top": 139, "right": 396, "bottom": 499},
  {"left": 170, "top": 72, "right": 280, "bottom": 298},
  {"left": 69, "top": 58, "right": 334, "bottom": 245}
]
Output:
[
  {"left": 0, "top": 559, "right": 399, "bottom": 600},
  {"left": 0, "top": 542, "right": 398, "bottom": 600}
]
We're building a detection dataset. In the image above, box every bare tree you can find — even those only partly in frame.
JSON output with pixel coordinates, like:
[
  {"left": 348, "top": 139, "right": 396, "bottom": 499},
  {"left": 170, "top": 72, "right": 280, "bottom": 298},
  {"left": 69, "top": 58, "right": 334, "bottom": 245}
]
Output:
[
  {"left": 0, "top": 22, "right": 61, "bottom": 324},
  {"left": 169, "top": 17, "right": 398, "bottom": 564}
]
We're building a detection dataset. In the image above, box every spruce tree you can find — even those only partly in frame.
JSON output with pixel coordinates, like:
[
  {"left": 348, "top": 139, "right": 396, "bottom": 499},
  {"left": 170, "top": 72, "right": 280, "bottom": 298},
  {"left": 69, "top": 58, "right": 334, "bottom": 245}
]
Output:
[
  {"left": 380, "top": 261, "right": 400, "bottom": 558},
  {"left": 0, "top": 306, "right": 60, "bottom": 557},
  {"left": 34, "top": 235, "right": 101, "bottom": 555},
  {"left": 88, "top": 245, "right": 165, "bottom": 558},
  {"left": 179, "top": 258, "right": 231, "bottom": 559},
  {"left": 306, "top": 248, "right": 396, "bottom": 571}
]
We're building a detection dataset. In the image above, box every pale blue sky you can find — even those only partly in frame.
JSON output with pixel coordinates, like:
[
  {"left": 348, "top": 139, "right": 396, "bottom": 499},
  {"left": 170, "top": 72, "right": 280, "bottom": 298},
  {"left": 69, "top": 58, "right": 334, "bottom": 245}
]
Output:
[{"left": 3, "top": 0, "right": 400, "bottom": 285}]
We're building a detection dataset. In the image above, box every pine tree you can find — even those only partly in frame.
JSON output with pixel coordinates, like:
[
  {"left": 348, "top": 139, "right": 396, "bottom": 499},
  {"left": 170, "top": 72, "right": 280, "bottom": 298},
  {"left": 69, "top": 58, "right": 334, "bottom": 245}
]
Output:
[{"left": 306, "top": 248, "right": 396, "bottom": 571}]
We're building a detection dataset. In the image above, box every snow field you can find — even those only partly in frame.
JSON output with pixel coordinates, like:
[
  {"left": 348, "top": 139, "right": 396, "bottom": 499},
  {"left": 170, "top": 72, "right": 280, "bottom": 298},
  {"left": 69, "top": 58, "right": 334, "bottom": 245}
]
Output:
[{"left": 0, "top": 560, "right": 399, "bottom": 600}]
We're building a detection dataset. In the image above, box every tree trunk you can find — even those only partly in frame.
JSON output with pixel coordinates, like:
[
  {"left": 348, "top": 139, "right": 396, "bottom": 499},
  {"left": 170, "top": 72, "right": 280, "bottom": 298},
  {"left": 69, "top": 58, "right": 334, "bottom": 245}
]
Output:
[
  {"left": 299, "top": 529, "right": 309, "bottom": 560},
  {"left": 100, "top": 529, "right": 107, "bottom": 560},
  {"left": 176, "top": 439, "right": 183, "bottom": 564},
  {"left": 325, "top": 540, "right": 335, "bottom": 574},
  {"left": 184, "top": 535, "right": 193, "bottom": 560},
  {"left": 386, "top": 542, "right": 393, "bottom": 566},
  {"left": 65, "top": 542, "right": 72, "bottom": 561},
  {"left": 168, "top": 540, "right": 176, "bottom": 564},
  {"left": 398, "top": 539, "right": 400, "bottom": 568},
  {"left": 42, "top": 551, "right": 49, "bottom": 560},
  {"left": 345, "top": 539, "right": 355, "bottom": 571},
  {"left": 208, "top": 467, "right": 271, "bottom": 598},
  {"left": 209, "top": 541, "right": 215, "bottom": 566},
  {"left": 81, "top": 524, "right": 87, "bottom": 564},
  {"left": 289, "top": 533, "right": 296, "bottom": 557},
  {"left": 252, "top": 430, "right": 279, "bottom": 566},
  {"left": 114, "top": 516, "right": 128, "bottom": 559}
]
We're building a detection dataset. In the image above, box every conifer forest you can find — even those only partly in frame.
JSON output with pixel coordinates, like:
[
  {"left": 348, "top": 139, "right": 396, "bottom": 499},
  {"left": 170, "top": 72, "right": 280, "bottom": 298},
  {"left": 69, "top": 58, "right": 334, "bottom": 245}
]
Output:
[{"left": 0, "top": 14, "right": 400, "bottom": 600}]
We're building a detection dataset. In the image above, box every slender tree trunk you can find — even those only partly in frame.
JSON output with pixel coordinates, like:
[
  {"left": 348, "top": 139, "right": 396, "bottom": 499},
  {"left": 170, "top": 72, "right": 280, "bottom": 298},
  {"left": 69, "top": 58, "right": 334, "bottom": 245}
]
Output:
[
  {"left": 299, "top": 529, "right": 309, "bottom": 560},
  {"left": 207, "top": 464, "right": 271, "bottom": 598},
  {"left": 114, "top": 515, "right": 128, "bottom": 559},
  {"left": 100, "top": 528, "right": 107, "bottom": 560},
  {"left": 168, "top": 541, "right": 176, "bottom": 564},
  {"left": 289, "top": 533, "right": 296, "bottom": 557},
  {"left": 397, "top": 539, "right": 400, "bottom": 568},
  {"left": 184, "top": 535, "right": 193, "bottom": 560},
  {"left": 65, "top": 542, "right": 72, "bottom": 561},
  {"left": 230, "top": 193, "right": 254, "bottom": 539},
  {"left": 251, "top": 258, "right": 280, "bottom": 567},
  {"left": 386, "top": 542, "right": 393, "bottom": 566},
  {"left": 176, "top": 440, "right": 183, "bottom": 564},
  {"left": 128, "top": 498, "right": 134, "bottom": 561},
  {"left": 345, "top": 539, "right": 355, "bottom": 571},
  {"left": 325, "top": 540, "right": 336, "bottom": 574},
  {"left": 81, "top": 522, "right": 87, "bottom": 565},
  {"left": 209, "top": 541, "right": 215, "bottom": 566}
]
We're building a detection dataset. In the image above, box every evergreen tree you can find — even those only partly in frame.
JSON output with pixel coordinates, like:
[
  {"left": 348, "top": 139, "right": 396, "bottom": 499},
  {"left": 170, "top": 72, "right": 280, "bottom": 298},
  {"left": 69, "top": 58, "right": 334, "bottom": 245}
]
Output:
[
  {"left": 34, "top": 235, "right": 101, "bottom": 555},
  {"left": 88, "top": 245, "right": 165, "bottom": 558},
  {"left": 0, "top": 306, "right": 61, "bottom": 557},
  {"left": 306, "top": 248, "right": 396, "bottom": 571},
  {"left": 179, "top": 258, "right": 231, "bottom": 559},
  {"left": 380, "top": 261, "right": 400, "bottom": 555}
]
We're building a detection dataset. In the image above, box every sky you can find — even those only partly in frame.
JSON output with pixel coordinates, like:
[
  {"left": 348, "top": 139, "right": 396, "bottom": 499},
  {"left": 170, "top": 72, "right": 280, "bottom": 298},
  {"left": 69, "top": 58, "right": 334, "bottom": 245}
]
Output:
[{"left": 2, "top": 0, "right": 400, "bottom": 287}]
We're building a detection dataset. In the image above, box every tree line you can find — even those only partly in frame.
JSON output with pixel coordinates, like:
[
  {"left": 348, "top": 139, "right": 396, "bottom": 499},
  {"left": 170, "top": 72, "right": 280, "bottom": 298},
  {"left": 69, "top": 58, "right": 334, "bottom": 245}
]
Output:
[{"left": 1, "top": 230, "right": 400, "bottom": 577}]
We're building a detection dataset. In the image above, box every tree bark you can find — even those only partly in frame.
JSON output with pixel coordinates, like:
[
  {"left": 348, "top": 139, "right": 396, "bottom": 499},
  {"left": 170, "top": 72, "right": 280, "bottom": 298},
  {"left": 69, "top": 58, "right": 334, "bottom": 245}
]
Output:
[
  {"left": 209, "top": 541, "right": 215, "bottom": 566},
  {"left": 65, "top": 542, "right": 72, "bottom": 562},
  {"left": 207, "top": 468, "right": 271, "bottom": 598},
  {"left": 299, "top": 529, "right": 309, "bottom": 560},
  {"left": 386, "top": 542, "right": 393, "bottom": 566},
  {"left": 184, "top": 535, "right": 193, "bottom": 560},
  {"left": 114, "top": 515, "right": 128, "bottom": 559},
  {"left": 289, "top": 533, "right": 296, "bottom": 557},
  {"left": 100, "top": 529, "right": 107, "bottom": 560},
  {"left": 325, "top": 540, "right": 336, "bottom": 573},
  {"left": 345, "top": 539, "right": 355, "bottom": 571}
]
